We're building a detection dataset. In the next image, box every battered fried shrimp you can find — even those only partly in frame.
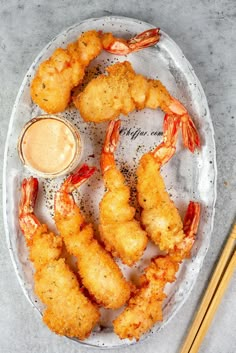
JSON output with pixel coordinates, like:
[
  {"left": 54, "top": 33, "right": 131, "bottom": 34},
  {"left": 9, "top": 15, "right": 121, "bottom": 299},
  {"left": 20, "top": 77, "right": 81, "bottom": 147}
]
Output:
[
  {"left": 54, "top": 164, "right": 131, "bottom": 309},
  {"left": 113, "top": 256, "right": 177, "bottom": 340},
  {"left": 137, "top": 114, "right": 192, "bottom": 252},
  {"left": 99, "top": 120, "right": 147, "bottom": 266},
  {"left": 75, "top": 61, "right": 200, "bottom": 152},
  {"left": 31, "top": 29, "right": 160, "bottom": 113},
  {"left": 113, "top": 202, "right": 200, "bottom": 341},
  {"left": 18, "top": 177, "right": 100, "bottom": 340}
]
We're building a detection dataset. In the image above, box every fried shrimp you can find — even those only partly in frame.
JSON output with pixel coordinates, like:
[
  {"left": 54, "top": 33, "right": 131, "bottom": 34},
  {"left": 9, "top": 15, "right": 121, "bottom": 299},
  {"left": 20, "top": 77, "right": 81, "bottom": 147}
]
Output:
[
  {"left": 113, "top": 201, "right": 200, "bottom": 341},
  {"left": 137, "top": 113, "right": 195, "bottom": 252},
  {"left": 99, "top": 120, "right": 147, "bottom": 266},
  {"left": 31, "top": 29, "right": 160, "bottom": 113},
  {"left": 113, "top": 122, "right": 201, "bottom": 340},
  {"left": 18, "top": 177, "right": 100, "bottom": 340},
  {"left": 75, "top": 61, "right": 200, "bottom": 152},
  {"left": 54, "top": 164, "right": 131, "bottom": 309}
]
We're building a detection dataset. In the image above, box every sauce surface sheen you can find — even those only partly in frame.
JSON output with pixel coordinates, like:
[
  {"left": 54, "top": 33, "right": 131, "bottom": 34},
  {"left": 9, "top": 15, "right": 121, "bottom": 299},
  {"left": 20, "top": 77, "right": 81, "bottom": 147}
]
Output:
[{"left": 21, "top": 118, "right": 76, "bottom": 174}]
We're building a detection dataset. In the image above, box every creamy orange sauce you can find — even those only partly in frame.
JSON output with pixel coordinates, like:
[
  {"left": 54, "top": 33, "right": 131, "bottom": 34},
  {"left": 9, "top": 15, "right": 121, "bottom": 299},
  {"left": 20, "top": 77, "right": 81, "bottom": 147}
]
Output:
[{"left": 21, "top": 118, "right": 77, "bottom": 174}]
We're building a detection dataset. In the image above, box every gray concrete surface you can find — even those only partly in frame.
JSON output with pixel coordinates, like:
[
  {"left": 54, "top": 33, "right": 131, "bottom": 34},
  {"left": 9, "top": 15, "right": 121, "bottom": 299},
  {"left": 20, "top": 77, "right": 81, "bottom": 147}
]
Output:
[{"left": 0, "top": 1, "right": 235, "bottom": 352}]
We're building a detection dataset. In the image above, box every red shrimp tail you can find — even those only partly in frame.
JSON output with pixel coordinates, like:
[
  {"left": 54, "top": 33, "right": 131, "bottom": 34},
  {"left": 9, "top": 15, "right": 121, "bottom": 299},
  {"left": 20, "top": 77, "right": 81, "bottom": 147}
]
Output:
[
  {"left": 182, "top": 116, "right": 201, "bottom": 153},
  {"left": 103, "top": 120, "right": 121, "bottom": 154},
  {"left": 19, "top": 177, "right": 40, "bottom": 241},
  {"left": 100, "top": 120, "right": 121, "bottom": 174},
  {"left": 127, "top": 28, "right": 161, "bottom": 51},
  {"left": 19, "top": 177, "right": 38, "bottom": 217},
  {"left": 182, "top": 201, "right": 201, "bottom": 257},
  {"left": 105, "top": 28, "right": 161, "bottom": 55},
  {"left": 183, "top": 201, "right": 201, "bottom": 236},
  {"left": 70, "top": 164, "right": 97, "bottom": 185},
  {"left": 152, "top": 114, "right": 179, "bottom": 166}
]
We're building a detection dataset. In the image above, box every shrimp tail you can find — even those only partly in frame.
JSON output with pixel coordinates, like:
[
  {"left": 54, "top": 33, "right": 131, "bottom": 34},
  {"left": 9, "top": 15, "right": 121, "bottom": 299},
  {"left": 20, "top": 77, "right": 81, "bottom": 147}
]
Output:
[
  {"left": 171, "top": 201, "right": 201, "bottom": 261},
  {"left": 183, "top": 201, "right": 201, "bottom": 239},
  {"left": 168, "top": 97, "right": 200, "bottom": 153},
  {"left": 19, "top": 177, "right": 40, "bottom": 242},
  {"left": 181, "top": 116, "right": 201, "bottom": 153},
  {"left": 101, "top": 120, "right": 121, "bottom": 174},
  {"left": 70, "top": 164, "right": 97, "bottom": 186},
  {"left": 61, "top": 164, "right": 96, "bottom": 194},
  {"left": 19, "top": 177, "right": 38, "bottom": 217},
  {"left": 127, "top": 28, "right": 161, "bottom": 51},
  {"left": 55, "top": 164, "right": 96, "bottom": 216},
  {"left": 103, "top": 28, "right": 161, "bottom": 55},
  {"left": 152, "top": 114, "right": 178, "bottom": 166},
  {"left": 103, "top": 120, "right": 121, "bottom": 154}
]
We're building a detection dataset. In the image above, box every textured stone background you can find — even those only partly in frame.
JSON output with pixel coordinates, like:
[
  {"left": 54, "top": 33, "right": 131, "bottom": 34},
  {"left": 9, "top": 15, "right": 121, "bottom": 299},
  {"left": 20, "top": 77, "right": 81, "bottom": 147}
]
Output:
[{"left": 0, "top": 1, "right": 235, "bottom": 352}]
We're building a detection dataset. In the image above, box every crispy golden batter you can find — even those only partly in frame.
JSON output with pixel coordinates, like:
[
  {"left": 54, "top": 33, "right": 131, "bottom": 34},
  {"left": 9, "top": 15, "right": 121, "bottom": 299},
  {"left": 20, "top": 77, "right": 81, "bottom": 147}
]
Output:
[
  {"left": 34, "top": 257, "right": 99, "bottom": 339},
  {"left": 28, "top": 224, "right": 99, "bottom": 340},
  {"left": 19, "top": 178, "right": 100, "bottom": 340},
  {"left": 113, "top": 256, "right": 178, "bottom": 340},
  {"left": 137, "top": 154, "right": 185, "bottom": 251},
  {"left": 31, "top": 31, "right": 103, "bottom": 113},
  {"left": 112, "top": 124, "right": 201, "bottom": 341},
  {"left": 31, "top": 29, "right": 161, "bottom": 114},
  {"left": 113, "top": 201, "right": 200, "bottom": 340},
  {"left": 55, "top": 207, "right": 131, "bottom": 309},
  {"left": 76, "top": 60, "right": 200, "bottom": 154},
  {"left": 100, "top": 161, "right": 147, "bottom": 266},
  {"left": 29, "top": 224, "right": 62, "bottom": 271},
  {"left": 99, "top": 121, "right": 147, "bottom": 265},
  {"left": 54, "top": 165, "right": 131, "bottom": 309},
  {"left": 75, "top": 61, "right": 171, "bottom": 122}
]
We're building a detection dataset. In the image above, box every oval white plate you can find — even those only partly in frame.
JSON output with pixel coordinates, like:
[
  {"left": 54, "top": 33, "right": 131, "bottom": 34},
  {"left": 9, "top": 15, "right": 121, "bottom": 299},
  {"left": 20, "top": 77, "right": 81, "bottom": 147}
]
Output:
[{"left": 3, "top": 16, "right": 216, "bottom": 348}]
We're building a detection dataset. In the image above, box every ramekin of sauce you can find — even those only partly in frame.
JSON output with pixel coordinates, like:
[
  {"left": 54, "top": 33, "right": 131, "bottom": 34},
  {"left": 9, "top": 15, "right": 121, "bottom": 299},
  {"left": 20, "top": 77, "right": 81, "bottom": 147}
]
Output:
[{"left": 18, "top": 115, "right": 82, "bottom": 178}]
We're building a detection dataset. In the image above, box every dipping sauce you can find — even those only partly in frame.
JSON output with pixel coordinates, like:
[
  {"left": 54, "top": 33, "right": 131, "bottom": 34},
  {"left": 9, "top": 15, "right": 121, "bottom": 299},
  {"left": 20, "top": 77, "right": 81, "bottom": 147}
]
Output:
[{"left": 18, "top": 115, "right": 82, "bottom": 177}]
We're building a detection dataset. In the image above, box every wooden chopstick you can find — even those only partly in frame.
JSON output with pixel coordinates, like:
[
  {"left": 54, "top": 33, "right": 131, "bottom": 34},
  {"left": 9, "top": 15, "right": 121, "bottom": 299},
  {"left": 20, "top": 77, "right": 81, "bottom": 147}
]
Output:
[
  {"left": 189, "top": 249, "right": 236, "bottom": 352},
  {"left": 180, "top": 223, "right": 236, "bottom": 353}
]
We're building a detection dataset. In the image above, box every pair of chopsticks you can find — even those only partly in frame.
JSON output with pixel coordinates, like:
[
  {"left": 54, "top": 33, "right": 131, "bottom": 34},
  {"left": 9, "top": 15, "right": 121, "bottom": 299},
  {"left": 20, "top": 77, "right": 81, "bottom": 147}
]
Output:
[{"left": 180, "top": 223, "right": 236, "bottom": 353}]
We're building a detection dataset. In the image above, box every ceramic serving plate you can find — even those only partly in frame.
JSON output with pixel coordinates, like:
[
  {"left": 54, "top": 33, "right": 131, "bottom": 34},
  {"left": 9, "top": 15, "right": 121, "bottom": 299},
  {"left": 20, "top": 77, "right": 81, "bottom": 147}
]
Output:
[{"left": 3, "top": 16, "right": 217, "bottom": 348}]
